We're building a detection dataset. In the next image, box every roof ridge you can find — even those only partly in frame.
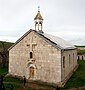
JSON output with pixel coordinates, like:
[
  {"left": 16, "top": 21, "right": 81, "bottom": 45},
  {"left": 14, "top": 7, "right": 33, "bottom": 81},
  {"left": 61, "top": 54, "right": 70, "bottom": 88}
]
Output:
[{"left": 8, "top": 29, "right": 76, "bottom": 51}]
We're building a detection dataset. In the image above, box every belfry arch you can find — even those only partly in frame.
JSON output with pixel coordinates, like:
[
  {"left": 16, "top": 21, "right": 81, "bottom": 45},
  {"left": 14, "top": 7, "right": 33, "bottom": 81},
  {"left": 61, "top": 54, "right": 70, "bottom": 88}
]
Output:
[{"left": 34, "top": 7, "right": 43, "bottom": 32}]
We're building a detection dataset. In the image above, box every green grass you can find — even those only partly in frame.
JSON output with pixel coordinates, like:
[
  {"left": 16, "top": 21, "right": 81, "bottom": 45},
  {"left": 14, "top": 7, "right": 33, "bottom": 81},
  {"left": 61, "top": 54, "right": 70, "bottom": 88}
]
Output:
[
  {"left": 63, "top": 60, "right": 85, "bottom": 89},
  {"left": 4, "top": 83, "right": 21, "bottom": 90},
  {"left": 0, "top": 63, "right": 8, "bottom": 76},
  {"left": 0, "top": 63, "right": 22, "bottom": 90},
  {"left": 0, "top": 67, "right": 8, "bottom": 75},
  {"left": 4, "top": 76, "right": 23, "bottom": 83},
  {"left": 0, "top": 41, "right": 14, "bottom": 48},
  {"left": 77, "top": 50, "right": 85, "bottom": 55}
]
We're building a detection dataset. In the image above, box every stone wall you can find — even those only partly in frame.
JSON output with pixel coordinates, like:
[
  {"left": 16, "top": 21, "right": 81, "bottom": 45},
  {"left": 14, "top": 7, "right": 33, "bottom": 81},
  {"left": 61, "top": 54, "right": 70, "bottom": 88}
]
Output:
[
  {"left": 77, "top": 46, "right": 85, "bottom": 60},
  {"left": 9, "top": 31, "right": 77, "bottom": 85},
  {"left": 78, "top": 55, "right": 85, "bottom": 60},
  {"left": 77, "top": 47, "right": 85, "bottom": 50},
  {"left": 61, "top": 49, "right": 77, "bottom": 82},
  {"left": 9, "top": 31, "right": 62, "bottom": 84}
]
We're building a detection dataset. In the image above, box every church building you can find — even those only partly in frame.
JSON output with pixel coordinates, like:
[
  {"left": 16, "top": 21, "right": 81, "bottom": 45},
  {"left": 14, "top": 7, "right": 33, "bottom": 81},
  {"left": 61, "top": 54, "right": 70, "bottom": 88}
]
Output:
[{"left": 8, "top": 9, "right": 78, "bottom": 86}]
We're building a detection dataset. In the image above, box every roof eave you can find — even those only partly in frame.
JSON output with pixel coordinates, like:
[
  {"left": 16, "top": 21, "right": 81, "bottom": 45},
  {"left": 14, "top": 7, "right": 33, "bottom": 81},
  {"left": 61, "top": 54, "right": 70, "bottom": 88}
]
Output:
[
  {"left": 62, "top": 47, "right": 77, "bottom": 51},
  {"left": 8, "top": 29, "right": 76, "bottom": 51},
  {"left": 8, "top": 29, "right": 35, "bottom": 51}
]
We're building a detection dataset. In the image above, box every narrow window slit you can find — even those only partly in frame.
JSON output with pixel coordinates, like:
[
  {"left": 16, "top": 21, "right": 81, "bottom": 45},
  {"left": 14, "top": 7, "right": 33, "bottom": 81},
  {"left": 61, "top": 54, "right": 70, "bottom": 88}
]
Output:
[{"left": 30, "top": 52, "right": 33, "bottom": 58}]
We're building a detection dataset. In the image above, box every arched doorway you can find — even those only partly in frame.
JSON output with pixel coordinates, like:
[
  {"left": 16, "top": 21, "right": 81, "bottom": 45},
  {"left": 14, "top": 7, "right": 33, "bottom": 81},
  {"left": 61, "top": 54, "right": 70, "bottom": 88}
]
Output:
[
  {"left": 27, "top": 63, "right": 37, "bottom": 79},
  {"left": 78, "top": 56, "right": 80, "bottom": 60},
  {"left": 29, "top": 67, "right": 34, "bottom": 78},
  {"left": 82, "top": 56, "right": 83, "bottom": 60}
]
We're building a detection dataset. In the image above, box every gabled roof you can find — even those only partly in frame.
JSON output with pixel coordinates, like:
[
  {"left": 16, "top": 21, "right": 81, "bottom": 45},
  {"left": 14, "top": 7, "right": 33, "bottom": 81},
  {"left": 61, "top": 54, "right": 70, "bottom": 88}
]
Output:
[
  {"left": 9, "top": 29, "right": 76, "bottom": 51},
  {"left": 40, "top": 33, "right": 76, "bottom": 50},
  {"left": 34, "top": 11, "right": 43, "bottom": 20}
]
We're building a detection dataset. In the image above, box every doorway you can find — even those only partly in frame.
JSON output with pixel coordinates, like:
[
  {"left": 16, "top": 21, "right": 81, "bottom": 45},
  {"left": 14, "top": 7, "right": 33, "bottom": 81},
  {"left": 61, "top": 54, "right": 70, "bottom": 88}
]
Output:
[
  {"left": 29, "top": 67, "right": 34, "bottom": 78},
  {"left": 82, "top": 56, "right": 84, "bottom": 60}
]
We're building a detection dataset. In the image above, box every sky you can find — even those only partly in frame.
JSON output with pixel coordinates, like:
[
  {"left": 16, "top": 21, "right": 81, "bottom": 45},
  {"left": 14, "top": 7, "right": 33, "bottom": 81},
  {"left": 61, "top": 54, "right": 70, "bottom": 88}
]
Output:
[{"left": 0, "top": 0, "right": 85, "bottom": 45}]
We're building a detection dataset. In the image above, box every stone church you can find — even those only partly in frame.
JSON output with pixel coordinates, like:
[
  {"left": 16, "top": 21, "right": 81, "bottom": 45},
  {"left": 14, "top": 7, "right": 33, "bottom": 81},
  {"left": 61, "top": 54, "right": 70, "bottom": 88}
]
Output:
[{"left": 8, "top": 9, "right": 78, "bottom": 86}]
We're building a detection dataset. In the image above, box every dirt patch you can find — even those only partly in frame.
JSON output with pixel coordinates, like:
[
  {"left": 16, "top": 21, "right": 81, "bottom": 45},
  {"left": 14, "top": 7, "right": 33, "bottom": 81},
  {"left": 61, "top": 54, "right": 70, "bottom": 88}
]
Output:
[{"left": 20, "top": 83, "right": 56, "bottom": 90}]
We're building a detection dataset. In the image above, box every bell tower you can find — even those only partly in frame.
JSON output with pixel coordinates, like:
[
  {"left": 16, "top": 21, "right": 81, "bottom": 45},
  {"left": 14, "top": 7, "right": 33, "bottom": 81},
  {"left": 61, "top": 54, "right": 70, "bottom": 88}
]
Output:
[{"left": 34, "top": 7, "right": 43, "bottom": 32}]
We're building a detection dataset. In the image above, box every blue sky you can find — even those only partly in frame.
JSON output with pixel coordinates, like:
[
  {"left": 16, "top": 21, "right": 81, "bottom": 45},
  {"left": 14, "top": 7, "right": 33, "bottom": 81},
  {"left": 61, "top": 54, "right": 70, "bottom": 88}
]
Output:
[{"left": 0, "top": 0, "right": 85, "bottom": 45}]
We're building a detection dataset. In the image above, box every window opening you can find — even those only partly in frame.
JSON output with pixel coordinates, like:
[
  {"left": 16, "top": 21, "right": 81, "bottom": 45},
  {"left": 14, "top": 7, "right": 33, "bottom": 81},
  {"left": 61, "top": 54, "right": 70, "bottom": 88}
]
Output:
[
  {"left": 69, "top": 55, "right": 70, "bottom": 64},
  {"left": 63, "top": 56, "right": 65, "bottom": 68},
  {"left": 30, "top": 52, "right": 33, "bottom": 58}
]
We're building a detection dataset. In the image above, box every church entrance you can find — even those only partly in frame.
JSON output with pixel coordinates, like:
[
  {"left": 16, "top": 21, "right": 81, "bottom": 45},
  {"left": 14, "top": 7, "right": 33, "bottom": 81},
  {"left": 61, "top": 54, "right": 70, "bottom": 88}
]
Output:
[{"left": 29, "top": 67, "right": 34, "bottom": 78}]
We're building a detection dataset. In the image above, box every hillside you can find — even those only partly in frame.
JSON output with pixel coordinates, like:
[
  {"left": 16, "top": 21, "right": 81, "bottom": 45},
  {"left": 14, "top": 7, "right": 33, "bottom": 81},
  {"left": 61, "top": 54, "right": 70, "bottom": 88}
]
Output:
[{"left": 0, "top": 41, "right": 14, "bottom": 49}]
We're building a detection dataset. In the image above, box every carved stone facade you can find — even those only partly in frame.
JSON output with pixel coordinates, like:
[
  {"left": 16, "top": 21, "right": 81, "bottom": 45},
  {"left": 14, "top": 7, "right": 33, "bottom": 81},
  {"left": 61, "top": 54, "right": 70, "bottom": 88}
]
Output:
[{"left": 8, "top": 30, "right": 78, "bottom": 85}]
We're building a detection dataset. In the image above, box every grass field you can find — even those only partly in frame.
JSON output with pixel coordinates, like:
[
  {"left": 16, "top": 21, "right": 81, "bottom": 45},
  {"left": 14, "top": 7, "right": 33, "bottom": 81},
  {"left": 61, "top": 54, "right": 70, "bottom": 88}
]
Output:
[
  {"left": 63, "top": 60, "right": 85, "bottom": 89},
  {"left": 0, "top": 60, "right": 85, "bottom": 90},
  {"left": 0, "top": 41, "right": 14, "bottom": 48}
]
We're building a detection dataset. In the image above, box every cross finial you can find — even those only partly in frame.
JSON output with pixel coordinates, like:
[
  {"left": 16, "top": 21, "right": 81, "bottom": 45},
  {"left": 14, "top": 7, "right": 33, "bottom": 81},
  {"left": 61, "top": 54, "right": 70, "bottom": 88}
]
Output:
[{"left": 38, "top": 6, "right": 40, "bottom": 12}]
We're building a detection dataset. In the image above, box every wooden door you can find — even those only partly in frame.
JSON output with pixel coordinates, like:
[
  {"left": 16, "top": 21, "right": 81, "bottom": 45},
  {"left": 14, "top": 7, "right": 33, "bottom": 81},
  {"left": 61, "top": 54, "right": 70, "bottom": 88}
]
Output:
[{"left": 29, "top": 67, "right": 34, "bottom": 78}]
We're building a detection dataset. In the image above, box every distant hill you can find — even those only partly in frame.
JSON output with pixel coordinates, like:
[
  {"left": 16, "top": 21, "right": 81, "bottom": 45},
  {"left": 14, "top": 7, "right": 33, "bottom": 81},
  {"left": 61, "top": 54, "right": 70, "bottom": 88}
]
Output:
[
  {"left": 0, "top": 41, "right": 14, "bottom": 49},
  {"left": 0, "top": 41, "right": 14, "bottom": 65}
]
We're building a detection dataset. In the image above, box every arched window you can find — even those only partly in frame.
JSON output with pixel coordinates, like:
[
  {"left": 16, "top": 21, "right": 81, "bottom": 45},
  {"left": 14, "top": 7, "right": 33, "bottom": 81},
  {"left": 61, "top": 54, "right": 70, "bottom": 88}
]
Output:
[
  {"left": 78, "top": 56, "right": 80, "bottom": 60},
  {"left": 73, "top": 53, "right": 74, "bottom": 63},
  {"left": 73, "top": 53, "right": 74, "bottom": 60},
  {"left": 36, "top": 22, "right": 38, "bottom": 24},
  {"left": 63, "top": 56, "right": 65, "bottom": 68},
  {"left": 30, "top": 52, "right": 33, "bottom": 58},
  {"left": 39, "top": 22, "right": 42, "bottom": 24},
  {"left": 69, "top": 55, "right": 70, "bottom": 64},
  {"left": 82, "top": 56, "right": 83, "bottom": 60}
]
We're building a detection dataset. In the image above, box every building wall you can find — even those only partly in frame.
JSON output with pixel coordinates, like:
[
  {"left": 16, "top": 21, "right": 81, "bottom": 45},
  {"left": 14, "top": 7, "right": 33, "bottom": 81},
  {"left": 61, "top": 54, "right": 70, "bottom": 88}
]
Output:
[
  {"left": 77, "top": 47, "right": 85, "bottom": 50},
  {"left": 9, "top": 31, "right": 62, "bottom": 84},
  {"left": 61, "top": 49, "right": 77, "bottom": 82},
  {"left": 77, "top": 46, "right": 85, "bottom": 60},
  {"left": 78, "top": 55, "right": 85, "bottom": 60}
]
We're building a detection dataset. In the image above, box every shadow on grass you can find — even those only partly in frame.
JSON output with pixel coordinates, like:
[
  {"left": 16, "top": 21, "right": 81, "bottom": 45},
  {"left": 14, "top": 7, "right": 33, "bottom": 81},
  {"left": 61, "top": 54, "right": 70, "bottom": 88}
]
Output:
[{"left": 4, "top": 83, "right": 21, "bottom": 90}]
